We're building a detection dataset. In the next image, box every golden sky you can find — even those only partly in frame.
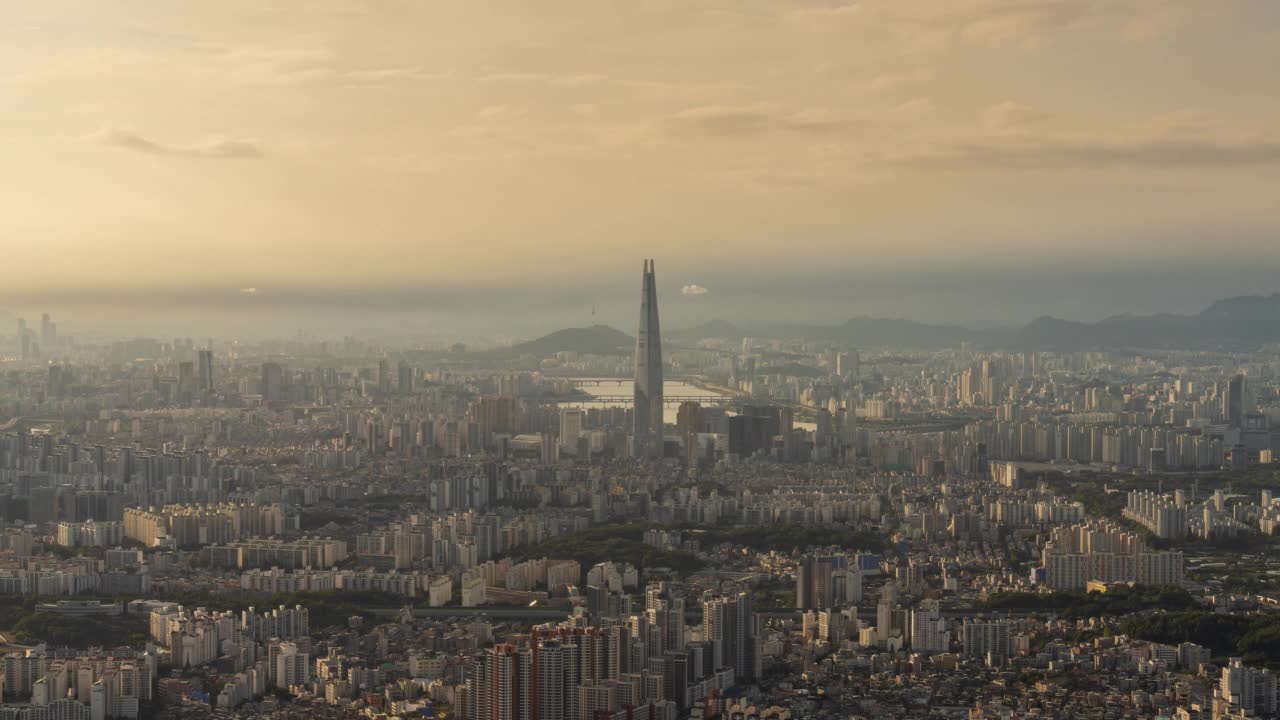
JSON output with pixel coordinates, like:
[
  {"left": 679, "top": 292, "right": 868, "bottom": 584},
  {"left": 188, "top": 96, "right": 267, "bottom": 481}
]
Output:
[{"left": 2, "top": 0, "right": 1278, "bottom": 295}]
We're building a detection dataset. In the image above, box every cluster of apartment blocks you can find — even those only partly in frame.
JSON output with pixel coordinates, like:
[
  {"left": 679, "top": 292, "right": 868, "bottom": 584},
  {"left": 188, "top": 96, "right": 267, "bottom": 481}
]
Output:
[
  {"left": 148, "top": 603, "right": 309, "bottom": 679},
  {"left": 205, "top": 537, "right": 348, "bottom": 570},
  {"left": 0, "top": 559, "right": 151, "bottom": 597},
  {"left": 458, "top": 628, "right": 737, "bottom": 720},
  {"left": 53, "top": 520, "right": 122, "bottom": 548},
  {"left": 1220, "top": 656, "right": 1279, "bottom": 717},
  {"left": 0, "top": 648, "right": 155, "bottom": 720},
  {"left": 240, "top": 567, "right": 454, "bottom": 605},
  {"left": 121, "top": 503, "right": 288, "bottom": 548},
  {"left": 641, "top": 488, "right": 882, "bottom": 529},
  {"left": 1124, "top": 489, "right": 1190, "bottom": 540},
  {"left": 206, "top": 637, "right": 310, "bottom": 710},
  {"left": 1128, "top": 488, "right": 1270, "bottom": 541},
  {"left": 968, "top": 418, "right": 1235, "bottom": 470},
  {"left": 1039, "top": 520, "right": 1184, "bottom": 590},
  {"left": 350, "top": 510, "right": 595, "bottom": 574},
  {"left": 239, "top": 556, "right": 582, "bottom": 607},
  {"left": 988, "top": 498, "right": 1086, "bottom": 527}
]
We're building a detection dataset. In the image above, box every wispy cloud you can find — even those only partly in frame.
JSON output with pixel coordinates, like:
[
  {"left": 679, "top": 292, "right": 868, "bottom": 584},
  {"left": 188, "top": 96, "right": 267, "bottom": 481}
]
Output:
[
  {"left": 885, "top": 0, "right": 1206, "bottom": 49},
  {"left": 662, "top": 105, "right": 859, "bottom": 138},
  {"left": 779, "top": 0, "right": 1208, "bottom": 49},
  {"left": 981, "top": 101, "right": 1051, "bottom": 132},
  {"left": 663, "top": 106, "right": 773, "bottom": 136},
  {"left": 889, "top": 136, "right": 1280, "bottom": 170},
  {"left": 91, "top": 128, "right": 264, "bottom": 159},
  {"left": 865, "top": 68, "right": 935, "bottom": 93}
]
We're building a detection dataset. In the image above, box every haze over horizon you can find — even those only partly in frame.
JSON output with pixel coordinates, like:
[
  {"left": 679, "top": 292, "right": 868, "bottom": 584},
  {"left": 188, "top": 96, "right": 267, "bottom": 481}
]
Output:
[
  {"left": 3, "top": 0, "right": 1279, "bottom": 338},
  {"left": 5, "top": 265, "right": 1280, "bottom": 342}
]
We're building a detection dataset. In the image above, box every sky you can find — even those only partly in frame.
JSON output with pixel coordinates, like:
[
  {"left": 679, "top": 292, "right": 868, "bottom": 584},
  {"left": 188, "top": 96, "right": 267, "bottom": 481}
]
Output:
[{"left": 2, "top": 0, "right": 1279, "bottom": 337}]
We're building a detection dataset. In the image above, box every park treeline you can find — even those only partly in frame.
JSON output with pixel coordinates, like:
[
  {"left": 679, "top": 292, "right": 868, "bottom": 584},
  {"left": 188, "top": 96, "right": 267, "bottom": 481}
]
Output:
[
  {"left": 983, "top": 585, "right": 1200, "bottom": 618},
  {"left": 1119, "top": 611, "right": 1280, "bottom": 669},
  {"left": 515, "top": 522, "right": 887, "bottom": 580},
  {"left": 0, "top": 590, "right": 406, "bottom": 649}
]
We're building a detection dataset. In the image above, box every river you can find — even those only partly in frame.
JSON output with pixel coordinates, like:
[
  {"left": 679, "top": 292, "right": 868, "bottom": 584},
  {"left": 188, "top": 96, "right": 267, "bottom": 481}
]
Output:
[{"left": 567, "top": 378, "right": 731, "bottom": 423}]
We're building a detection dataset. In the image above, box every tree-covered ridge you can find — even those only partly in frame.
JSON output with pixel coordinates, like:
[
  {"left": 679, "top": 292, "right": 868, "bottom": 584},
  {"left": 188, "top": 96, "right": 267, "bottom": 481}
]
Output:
[
  {"left": 1120, "top": 611, "right": 1280, "bottom": 669},
  {"left": 512, "top": 524, "right": 704, "bottom": 578},
  {"left": 983, "top": 585, "right": 1200, "bottom": 619}
]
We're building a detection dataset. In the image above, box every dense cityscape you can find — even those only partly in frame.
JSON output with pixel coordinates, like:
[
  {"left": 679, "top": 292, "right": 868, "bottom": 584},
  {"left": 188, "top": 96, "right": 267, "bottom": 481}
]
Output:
[
  {"left": 1, "top": 260, "right": 1280, "bottom": 720},
  {"left": 6, "top": 2, "right": 1280, "bottom": 718}
]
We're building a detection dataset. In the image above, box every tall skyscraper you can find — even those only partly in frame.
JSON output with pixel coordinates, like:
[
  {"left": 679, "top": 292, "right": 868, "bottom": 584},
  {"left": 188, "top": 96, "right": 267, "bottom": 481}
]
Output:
[
  {"left": 261, "top": 362, "right": 284, "bottom": 406},
  {"left": 177, "top": 361, "right": 196, "bottom": 406},
  {"left": 398, "top": 360, "right": 413, "bottom": 396},
  {"left": 40, "top": 313, "right": 55, "bottom": 348},
  {"left": 197, "top": 349, "right": 214, "bottom": 392},
  {"left": 378, "top": 358, "right": 391, "bottom": 395},
  {"left": 1224, "top": 373, "right": 1245, "bottom": 427},
  {"left": 633, "top": 259, "right": 663, "bottom": 459}
]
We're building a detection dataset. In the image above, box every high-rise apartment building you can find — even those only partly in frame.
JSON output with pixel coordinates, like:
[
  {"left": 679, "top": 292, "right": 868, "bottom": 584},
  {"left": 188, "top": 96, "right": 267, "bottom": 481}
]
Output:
[
  {"left": 962, "top": 620, "right": 1012, "bottom": 663},
  {"left": 1221, "top": 657, "right": 1278, "bottom": 716},
  {"left": 795, "top": 554, "right": 855, "bottom": 610},
  {"left": 909, "top": 599, "right": 948, "bottom": 654},
  {"left": 559, "top": 409, "right": 584, "bottom": 452},
  {"left": 701, "top": 590, "right": 759, "bottom": 683}
]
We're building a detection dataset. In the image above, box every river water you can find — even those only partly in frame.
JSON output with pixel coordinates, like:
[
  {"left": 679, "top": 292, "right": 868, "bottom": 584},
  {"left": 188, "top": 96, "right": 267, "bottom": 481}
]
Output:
[
  {"left": 565, "top": 378, "right": 816, "bottom": 431},
  {"left": 568, "top": 378, "right": 730, "bottom": 423}
]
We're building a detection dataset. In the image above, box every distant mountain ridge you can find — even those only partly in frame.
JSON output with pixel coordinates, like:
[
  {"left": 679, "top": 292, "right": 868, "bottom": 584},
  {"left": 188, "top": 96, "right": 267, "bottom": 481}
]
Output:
[
  {"left": 990, "top": 293, "right": 1280, "bottom": 349},
  {"left": 497, "top": 293, "right": 1280, "bottom": 354},
  {"left": 484, "top": 324, "right": 632, "bottom": 357},
  {"left": 674, "top": 293, "right": 1280, "bottom": 349}
]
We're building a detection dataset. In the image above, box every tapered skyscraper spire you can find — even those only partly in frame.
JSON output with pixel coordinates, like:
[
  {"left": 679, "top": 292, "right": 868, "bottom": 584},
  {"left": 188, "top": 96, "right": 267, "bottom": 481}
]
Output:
[{"left": 634, "top": 259, "right": 663, "bottom": 459}]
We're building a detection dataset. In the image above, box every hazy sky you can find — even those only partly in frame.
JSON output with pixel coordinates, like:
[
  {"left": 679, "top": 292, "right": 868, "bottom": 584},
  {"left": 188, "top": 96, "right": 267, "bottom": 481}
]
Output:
[{"left": 2, "top": 1, "right": 1279, "bottom": 334}]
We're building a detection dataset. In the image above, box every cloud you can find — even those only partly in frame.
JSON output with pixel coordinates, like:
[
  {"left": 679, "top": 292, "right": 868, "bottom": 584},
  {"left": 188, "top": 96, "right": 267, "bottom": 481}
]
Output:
[
  {"left": 865, "top": 68, "right": 935, "bottom": 93},
  {"left": 662, "top": 106, "right": 859, "bottom": 138},
  {"left": 479, "top": 72, "right": 608, "bottom": 86},
  {"left": 663, "top": 106, "right": 773, "bottom": 137},
  {"left": 981, "top": 102, "right": 1051, "bottom": 132},
  {"left": 784, "top": 3, "right": 864, "bottom": 30},
  {"left": 890, "top": 98, "right": 934, "bottom": 118},
  {"left": 889, "top": 136, "right": 1280, "bottom": 170},
  {"left": 364, "top": 152, "right": 442, "bottom": 176},
  {"left": 782, "top": 109, "right": 862, "bottom": 134},
  {"left": 681, "top": 284, "right": 709, "bottom": 296},
  {"left": 729, "top": 168, "right": 828, "bottom": 192},
  {"left": 885, "top": 0, "right": 1205, "bottom": 48},
  {"left": 475, "top": 105, "right": 511, "bottom": 119},
  {"left": 92, "top": 128, "right": 263, "bottom": 159}
]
